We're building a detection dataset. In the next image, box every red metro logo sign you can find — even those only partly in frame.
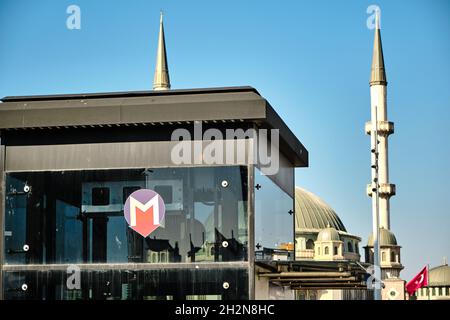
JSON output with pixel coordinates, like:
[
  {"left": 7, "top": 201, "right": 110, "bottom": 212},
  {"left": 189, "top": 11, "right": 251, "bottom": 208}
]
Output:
[{"left": 124, "top": 189, "right": 166, "bottom": 237}]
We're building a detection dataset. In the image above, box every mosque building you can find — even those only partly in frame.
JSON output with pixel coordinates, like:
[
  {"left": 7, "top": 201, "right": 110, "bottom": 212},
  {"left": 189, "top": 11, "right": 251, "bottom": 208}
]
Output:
[
  {"left": 293, "top": 187, "right": 370, "bottom": 300},
  {"left": 294, "top": 187, "right": 361, "bottom": 263},
  {"left": 414, "top": 261, "right": 450, "bottom": 300}
]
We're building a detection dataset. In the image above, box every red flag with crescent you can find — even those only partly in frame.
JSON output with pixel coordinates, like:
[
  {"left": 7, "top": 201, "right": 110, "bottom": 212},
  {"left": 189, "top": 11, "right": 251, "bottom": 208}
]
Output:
[{"left": 405, "top": 266, "right": 428, "bottom": 296}]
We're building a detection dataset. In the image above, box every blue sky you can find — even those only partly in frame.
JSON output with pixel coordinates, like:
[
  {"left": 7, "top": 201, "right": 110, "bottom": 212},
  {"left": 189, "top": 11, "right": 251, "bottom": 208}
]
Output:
[{"left": 0, "top": 0, "right": 449, "bottom": 280}]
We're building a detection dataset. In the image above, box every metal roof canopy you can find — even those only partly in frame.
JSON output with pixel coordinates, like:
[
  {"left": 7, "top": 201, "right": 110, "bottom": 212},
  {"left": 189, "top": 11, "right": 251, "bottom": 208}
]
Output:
[
  {"left": 0, "top": 86, "right": 308, "bottom": 167},
  {"left": 256, "top": 260, "right": 371, "bottom": 290}
]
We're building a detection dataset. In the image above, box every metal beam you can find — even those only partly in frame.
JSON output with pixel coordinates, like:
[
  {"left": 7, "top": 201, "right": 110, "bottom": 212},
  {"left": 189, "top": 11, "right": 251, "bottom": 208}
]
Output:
[
  {"left": 258, "top": 272, "right": 352, "bottom": 278},
  {"left": 2, "top": 261, "right": 249, "bottom": 272},
  {"left": 270, "top": 277, "right": 358, "bottom": 282}
]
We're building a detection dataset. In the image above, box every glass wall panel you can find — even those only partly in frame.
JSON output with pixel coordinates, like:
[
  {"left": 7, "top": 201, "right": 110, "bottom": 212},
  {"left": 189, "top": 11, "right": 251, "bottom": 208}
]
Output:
[
  {"left": 4, "top": 176, "right": 28, "bottom": 264},
  {"left": 55, "top": 200, "right": 83, "bottom": 263},
  {"left": 3, "top": 166, "right": 248, "bottom": 264},
  {"left": 254, "top": 168, "right": 294, "bottom": 261},
  {"left": 3, "top": 268, "right": 248, "bottom": 300}
]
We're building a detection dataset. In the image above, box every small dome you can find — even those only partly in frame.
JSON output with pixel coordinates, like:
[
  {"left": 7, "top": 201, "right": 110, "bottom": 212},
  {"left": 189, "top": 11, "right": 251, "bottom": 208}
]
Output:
[
  {"left": 429, "top": 264, "right": 450, "bottom": 286},
  {"left": 317, "top": 225, "right": 340, "bottom": 241},
  {"left": 367, "top": 228, "right": 397, "bottom": 246},
  {"left": 295, "top": 187, "right": 347, "bottom": 232}
]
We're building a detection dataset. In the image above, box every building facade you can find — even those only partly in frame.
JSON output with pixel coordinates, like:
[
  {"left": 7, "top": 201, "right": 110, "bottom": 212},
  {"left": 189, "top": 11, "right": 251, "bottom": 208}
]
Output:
[
  {"left": 414, "top": 263, "right": 450, "bottom": 300},
  {"left": 0, "top": 86, "right": 308, "bottom": 300}
]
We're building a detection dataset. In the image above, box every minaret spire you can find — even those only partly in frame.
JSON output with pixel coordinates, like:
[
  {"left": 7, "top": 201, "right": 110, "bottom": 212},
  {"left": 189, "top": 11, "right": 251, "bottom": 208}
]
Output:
[
  {"left": 365, "top": 11, "right": 403, "bottom": 299},
  {"left": 153, "top": 11, "right": 171, "bottom": 90},
  {"left": 366, "top": 9, "right": 395, "bottom": 231},
  {"left": 370, "top": 11, "right": 387, "bottom": 86}
]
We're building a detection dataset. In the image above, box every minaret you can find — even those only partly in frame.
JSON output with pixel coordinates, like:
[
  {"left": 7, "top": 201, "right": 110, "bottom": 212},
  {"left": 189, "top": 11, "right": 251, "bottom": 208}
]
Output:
[
  {"left": 153, "top": 12, "right": 171, "bottom": 90},
  {"left": 366, "top": 12, "right": 394, "bottom": 230},
  {"left": 364, "top": 12, "right": 404, "bottom": 300}
]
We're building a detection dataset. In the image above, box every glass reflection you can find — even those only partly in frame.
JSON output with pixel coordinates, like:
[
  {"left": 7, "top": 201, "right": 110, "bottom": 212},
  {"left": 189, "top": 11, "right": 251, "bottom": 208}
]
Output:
[
  {"left": 254, "top": 168, "right": 294, "bottom": 261},
  {"left": 4, "top": 166, "right": 248, "bottom": 264}
]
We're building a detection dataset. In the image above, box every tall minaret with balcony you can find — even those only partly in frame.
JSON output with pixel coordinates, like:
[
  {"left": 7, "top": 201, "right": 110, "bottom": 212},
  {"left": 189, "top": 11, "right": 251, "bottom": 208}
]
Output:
[
  {"left": 366, "top": 12, "right": 395, "bottom": 231},
  {"left": 364, "top": 12, "right": 404, "bottom": 300}
]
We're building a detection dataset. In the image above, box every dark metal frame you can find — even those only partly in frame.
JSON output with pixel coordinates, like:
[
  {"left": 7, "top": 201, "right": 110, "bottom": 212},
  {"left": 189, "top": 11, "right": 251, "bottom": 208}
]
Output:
[
  {"left": 0, "top": 142, "right": 4, "bottom": 300},
  {"left": 247, "top": 162, "right": 255, "bottom": 299}
]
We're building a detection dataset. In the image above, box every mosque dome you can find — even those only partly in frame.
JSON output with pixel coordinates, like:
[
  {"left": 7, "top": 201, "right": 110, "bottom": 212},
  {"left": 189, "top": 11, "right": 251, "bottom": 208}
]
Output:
[
  {"left": 294, "top": 186, "right": 361, "bottom": 263},
  {"left": 295, "top": 187, "right": 347, "bottom": 232},
  {"left": 317, "top": 225, "right": 341, "bottom": 241},
  {"left": 367, "top": 227, "right": 398, "bottom": 246},
  {"left": 429, "top": 264, "right": 450, "bottom": 286}
]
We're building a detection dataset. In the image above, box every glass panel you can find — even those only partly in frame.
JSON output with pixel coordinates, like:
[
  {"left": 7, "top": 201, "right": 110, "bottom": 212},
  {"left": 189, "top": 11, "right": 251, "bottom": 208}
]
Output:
[
  {"left": 4, "top": 176, "right": 28, "bottom": 264},
  {"left": 3, "top": 166, "right": 248, "bottom": 264},
  {"left": 2, "top": 268, "right": 249, "bottom": 300},
  {"left": 55, "top": 200, "right": 83, "bottom": 263},
  {"left": 254, "top": 168, "right": 294, "bottom": 261}
]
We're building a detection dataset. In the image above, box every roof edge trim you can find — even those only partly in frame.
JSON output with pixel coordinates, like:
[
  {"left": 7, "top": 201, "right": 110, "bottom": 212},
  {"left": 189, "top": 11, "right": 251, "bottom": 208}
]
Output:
[{"left": 1, "top": 86, "right": 260, "bottom": 103}]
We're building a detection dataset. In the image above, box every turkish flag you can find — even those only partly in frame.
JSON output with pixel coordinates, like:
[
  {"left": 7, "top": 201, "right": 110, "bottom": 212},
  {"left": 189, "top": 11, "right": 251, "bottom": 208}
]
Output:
[{"left": 406, "top": 266, "right": 428, "bottom": 296}]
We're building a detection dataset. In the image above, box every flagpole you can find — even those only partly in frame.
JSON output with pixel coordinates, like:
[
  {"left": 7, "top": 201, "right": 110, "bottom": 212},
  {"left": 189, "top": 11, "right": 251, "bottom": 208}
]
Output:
[{"left": 427, "top": 264, "right": 430, "bottom": 300}]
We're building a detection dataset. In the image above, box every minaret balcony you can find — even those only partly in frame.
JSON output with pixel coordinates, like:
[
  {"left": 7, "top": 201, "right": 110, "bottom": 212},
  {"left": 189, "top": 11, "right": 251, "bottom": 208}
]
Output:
[
  {"left": 365, "top": 121, "right": 394, "bottom": 135},
  {"left": 367, "top": 183, "right": 396, "bottom": 197}
]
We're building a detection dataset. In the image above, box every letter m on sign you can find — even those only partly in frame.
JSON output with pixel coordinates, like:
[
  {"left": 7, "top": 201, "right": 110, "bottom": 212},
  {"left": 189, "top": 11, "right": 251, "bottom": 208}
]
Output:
[{"left": 129, "top": 196, "right": 160, "bottom": 237}]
